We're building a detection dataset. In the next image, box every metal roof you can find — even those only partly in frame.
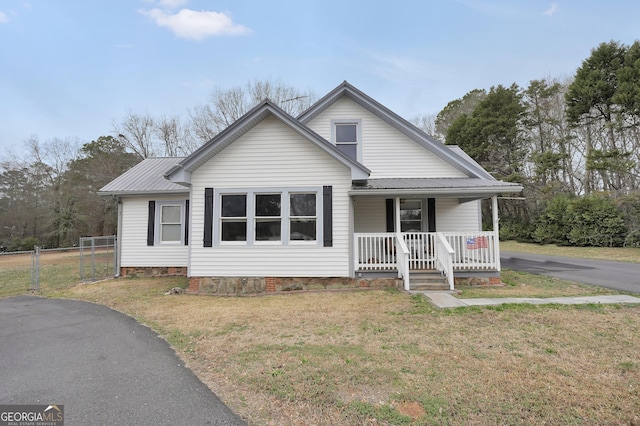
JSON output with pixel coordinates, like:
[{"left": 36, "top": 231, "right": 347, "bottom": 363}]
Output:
[
  {"left": 350, "top": 178, "right": 523, "bottom": 198},
  {"left": 98, "top": 157, "right": 188, "bottom": 196}
]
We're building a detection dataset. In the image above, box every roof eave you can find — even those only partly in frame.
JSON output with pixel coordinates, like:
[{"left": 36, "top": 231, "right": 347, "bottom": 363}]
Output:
[
  {"left": 349, "top": 185, "right": 523, "bottom": 198},
  {"left": 97, "top": 189, "right": 190, "bottom": 198}
]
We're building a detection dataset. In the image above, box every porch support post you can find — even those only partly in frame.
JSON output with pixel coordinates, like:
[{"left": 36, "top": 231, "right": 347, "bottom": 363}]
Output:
[
  {"left": 492, "top": 195, "right": 501, "bottom": 271},
  {"left": 395, "top": 196, "right": 401, "bottom": 233}
]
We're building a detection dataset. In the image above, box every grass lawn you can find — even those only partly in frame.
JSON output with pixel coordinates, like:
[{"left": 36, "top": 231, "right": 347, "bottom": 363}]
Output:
[{"left": 2, "top": 243, "right": 640, "bottom": 425}]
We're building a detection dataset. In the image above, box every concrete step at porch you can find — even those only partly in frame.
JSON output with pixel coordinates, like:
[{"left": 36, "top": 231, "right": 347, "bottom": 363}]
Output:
[{"left": 409, "top": 270, "right": 449, "bottom": 291}]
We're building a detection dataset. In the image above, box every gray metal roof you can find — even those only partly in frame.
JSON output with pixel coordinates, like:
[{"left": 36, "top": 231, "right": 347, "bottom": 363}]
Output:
[
  {"left": 350, "top": 178, "right": 523, "bottom": 198},
  {"left": 98, "top": 157, "right": 188, "bottom": 196}
]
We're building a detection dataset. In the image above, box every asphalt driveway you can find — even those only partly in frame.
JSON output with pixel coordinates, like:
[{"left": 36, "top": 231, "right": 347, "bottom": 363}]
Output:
[
  {"left": 0, "top": 296, "right": 245, "bottom": 425},
  {"left": 501, "top": 251, "right": 640, "bottom": 294}
]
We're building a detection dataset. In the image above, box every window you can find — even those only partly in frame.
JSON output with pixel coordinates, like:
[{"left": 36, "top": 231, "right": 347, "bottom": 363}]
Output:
[
  {"left": 148, "top": 200, "right": 186, "bottom": 245},
  {"left": 160, "top": 204, "right": 182, "bottom": 242},
  {"left": 290, "top": 193, "right": 316, "bottom": 241},
  {"left": 215, "top": 188, "right": 322, "bottom": 245},
  {"left": 255, "top": 194, "right": 281, "bottom": 241},
  {"left": 400, "top": 199, "right": 422, "bottom": 232},
  {"left": 221, "top": 194, "right": 247, "bottom": 241},
  {"left": 333, "top": 120, "right": 361, "bottom": 161}
]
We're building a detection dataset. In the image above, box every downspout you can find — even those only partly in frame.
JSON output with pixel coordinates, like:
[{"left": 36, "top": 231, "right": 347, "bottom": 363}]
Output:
[
  {"left": 115, "top": 197, "right": 123, "bottom": 277},
  {"left": 492, "top": 195, "right": 501, "bottom": 271}
]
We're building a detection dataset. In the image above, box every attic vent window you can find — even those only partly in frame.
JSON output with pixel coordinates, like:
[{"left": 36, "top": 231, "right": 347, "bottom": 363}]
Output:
[{"left": 334, "top": 121, "right": 360, "bottom": 161}]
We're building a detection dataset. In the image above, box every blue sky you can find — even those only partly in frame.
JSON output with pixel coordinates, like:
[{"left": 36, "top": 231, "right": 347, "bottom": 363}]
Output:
[{"left": 1, "top": 0, "right": 639, "bottom": 155}]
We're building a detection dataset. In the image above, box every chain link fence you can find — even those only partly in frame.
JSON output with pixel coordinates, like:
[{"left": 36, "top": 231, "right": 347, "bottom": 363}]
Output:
[
  {"left": 79, "top": 236, "right": 117, "bottom": 282},
  {"left": 0, "top": 236, "right": 118, "bottom": 295}
]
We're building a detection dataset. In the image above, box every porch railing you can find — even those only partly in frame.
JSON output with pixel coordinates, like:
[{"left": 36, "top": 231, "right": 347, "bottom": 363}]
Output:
[
  {"left": 434, "top": 233, "right": 455, "bottom": 290},
  {"left": 440, "top": 231, "right": 498, "bottom": 270},
  {"left": 354, "top": 231, "right": 499, "bottom": 286}
]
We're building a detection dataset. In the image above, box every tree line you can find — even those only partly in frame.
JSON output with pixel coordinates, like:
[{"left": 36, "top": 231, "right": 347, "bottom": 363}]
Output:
[{"left": 1, "top": 42, "right": 639, "bottom": 250}]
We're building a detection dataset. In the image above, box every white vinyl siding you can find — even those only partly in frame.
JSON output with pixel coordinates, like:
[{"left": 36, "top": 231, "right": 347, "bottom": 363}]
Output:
[
  {"left": 189, "top": 116, "right": 352, "bottom": 277},
  {"left": 353, "top": 196, "right": 481, "bottom": 233},
  {"left": 353, "top": 197, "right": 387, "bottom": 233},
  {"left": 120, "top": 195, "right": 189, "bottom": 267},
  {"left": 306, "top": 97, "right": 467, "bottom": 179},
  {"left": 436, "top": 198, "right": 481, "bottom": 232}
]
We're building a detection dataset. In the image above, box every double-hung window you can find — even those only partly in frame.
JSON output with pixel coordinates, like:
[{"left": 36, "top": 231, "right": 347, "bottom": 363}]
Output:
[
  {"left": 255, "top": 193, "right": 282, "bottom": 241},
  {"left": 160, "top": 204, "right": 182, "bottom": 242},
  {"left": 221, "top": 194, "right": 247, "bottom": 242},
  {"left": 290, "top": 193, "right": 316, "bottom": 241},
  {"left": 333, "top": 120, "right": 361, "bottom": 162},
  {"left": 151, "top": 201, "right": 186, "bottom": 245}
]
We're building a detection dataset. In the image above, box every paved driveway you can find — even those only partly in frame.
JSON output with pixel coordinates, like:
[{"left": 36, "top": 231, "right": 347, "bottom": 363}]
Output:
[
  {"left": 501, "top": 251, "right": 640, "bottom": 294},
  {"left": 0, "top": 296, "right": 245, "bottom": 425}
]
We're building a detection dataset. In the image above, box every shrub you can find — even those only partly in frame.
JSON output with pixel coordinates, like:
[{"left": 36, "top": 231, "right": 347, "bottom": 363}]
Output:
[
  {"left": 532, "top": 196, "right": 573, "bottom": 245},
  {"left": 567, "top": 195, "right": 627, "bottom": 247}
]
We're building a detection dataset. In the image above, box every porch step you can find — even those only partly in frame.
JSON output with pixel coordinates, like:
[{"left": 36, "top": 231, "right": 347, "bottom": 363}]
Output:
[{"left": 409, "top": 270, "right": 449, "bottom": 291}]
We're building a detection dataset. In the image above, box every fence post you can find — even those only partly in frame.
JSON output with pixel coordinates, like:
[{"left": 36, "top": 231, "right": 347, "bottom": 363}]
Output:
[{"left": 30, "top": 246, "right": 40, "bottom": 292}]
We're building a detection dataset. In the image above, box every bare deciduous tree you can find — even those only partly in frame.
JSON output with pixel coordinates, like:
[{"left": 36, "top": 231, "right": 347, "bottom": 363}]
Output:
[
  {"left": 189, "top": 79, "right": 316, "bottom": 143},
  {"left": 113, "top": 111, "right": 156, "bottom": 159},
  {"left": 155, "top": 114, "right": 196, "bottom": 157}
]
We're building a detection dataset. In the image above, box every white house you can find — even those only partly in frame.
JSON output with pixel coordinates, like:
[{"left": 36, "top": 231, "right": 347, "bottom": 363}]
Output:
[{"left": 99, "top": 82, "right": 522, "bottom": 294}]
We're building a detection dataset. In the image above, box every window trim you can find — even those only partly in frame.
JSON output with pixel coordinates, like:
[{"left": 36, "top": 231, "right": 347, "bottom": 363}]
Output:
[
  {"left": 155, "top": 200, "right": 186, "bottom": 245},
  {"left": 331, "top": 119, "right": 362, "bottom": 163},
  {"left": 214, "top": 187, "right": 323, "bottom": 246}
]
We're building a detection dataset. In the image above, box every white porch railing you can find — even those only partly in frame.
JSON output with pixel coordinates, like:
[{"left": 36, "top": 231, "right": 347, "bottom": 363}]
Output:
[
  {"left": 434, "top": 233, "right": 455, "bottom": 290},
  {"left": 440, "top": 231, "right": 498, "bottom": 270},
  {"left": 354, "top": 232, "right": 499, "bottom": 289}
]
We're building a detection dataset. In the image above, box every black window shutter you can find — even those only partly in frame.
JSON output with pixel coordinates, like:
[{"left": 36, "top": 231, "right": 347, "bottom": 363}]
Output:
[
  {"left": 385, "top": 199, "right": 395, "bottom": 232},
  {"left": 323, "top": 186, "right": 333, "bottom": 247},
  {"left": 427, "top": 198, "right": 436, "bottom": 232},
  {"left": 184, "top": 200, "right": 190, "bottom": 245},
  {"left": 147, "top": 201, "right": 156, "bottom": 246},
  {"left": 204, "top": 188, "right": 214, "bottom": 247}
]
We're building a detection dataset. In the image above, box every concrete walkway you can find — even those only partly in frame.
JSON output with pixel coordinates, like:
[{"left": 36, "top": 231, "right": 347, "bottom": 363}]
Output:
[{"left": 418, "top": 291, "right": 640, "bottom": 309}]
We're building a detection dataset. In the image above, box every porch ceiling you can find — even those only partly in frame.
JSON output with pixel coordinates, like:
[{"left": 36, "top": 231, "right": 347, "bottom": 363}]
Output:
[{"left": 349, "top": 178, "right": 523, "bottom": 198}]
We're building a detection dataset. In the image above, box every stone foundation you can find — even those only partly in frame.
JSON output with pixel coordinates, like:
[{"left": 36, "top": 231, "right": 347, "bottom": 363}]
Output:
[
  {"left": 187, "top": 276, "right": 402, "bottom": 295},
  {"left": 120, "top": 266, "right": 188, "bottom": 278}
]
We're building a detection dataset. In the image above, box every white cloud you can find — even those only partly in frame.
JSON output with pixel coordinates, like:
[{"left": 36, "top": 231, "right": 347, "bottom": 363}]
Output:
[
  {"left": 0, "top": 11, "right": 8, "bottom": 23},
  {"left": 544, "top": 3, "right": 559, "bottom": 17},
  {"left": 140, "top": 8, "right": 251, "bottom": 40}
]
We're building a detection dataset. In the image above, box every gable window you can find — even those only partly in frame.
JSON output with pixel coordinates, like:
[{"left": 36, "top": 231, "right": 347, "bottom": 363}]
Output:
[
  {"left": 333, "top": 120, "right": 361, "bottom": 162},
  {"left": 221, "top": 194, "right": 247, "bottom": 242}
]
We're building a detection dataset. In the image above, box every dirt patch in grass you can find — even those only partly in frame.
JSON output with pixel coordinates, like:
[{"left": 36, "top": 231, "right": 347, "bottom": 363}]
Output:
[{"left": 60, "top": 278, "right": 640, "bottom": 425}]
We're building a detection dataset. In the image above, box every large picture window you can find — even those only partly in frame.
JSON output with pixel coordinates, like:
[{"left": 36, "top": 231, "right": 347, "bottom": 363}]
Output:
[{"left": 215, "top": 188, "right": 321, "bottom": 245}]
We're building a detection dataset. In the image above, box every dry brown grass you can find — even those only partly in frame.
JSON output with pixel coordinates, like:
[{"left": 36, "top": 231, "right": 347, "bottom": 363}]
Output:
[
  {"left": 61, "top": 278, "right": 640, "bottom": 425},
  {"left": 501, "top": 240, "right": 640, "bottom": 263}
]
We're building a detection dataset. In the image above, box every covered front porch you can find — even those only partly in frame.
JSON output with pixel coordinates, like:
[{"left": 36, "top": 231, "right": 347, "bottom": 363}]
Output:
[
  {"left": 354, "top": 230, "right": 500, "bottom": 291},
  {"left": 350, "top": 185, "right": 505, "bottom": 291}
]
